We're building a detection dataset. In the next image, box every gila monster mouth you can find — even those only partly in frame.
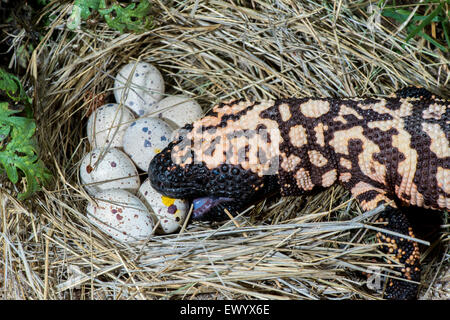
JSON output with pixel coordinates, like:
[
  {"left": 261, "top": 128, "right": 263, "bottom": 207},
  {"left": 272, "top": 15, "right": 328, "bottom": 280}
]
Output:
[{"left": 149, "top": 171, "right": 242, "bottom": 221}]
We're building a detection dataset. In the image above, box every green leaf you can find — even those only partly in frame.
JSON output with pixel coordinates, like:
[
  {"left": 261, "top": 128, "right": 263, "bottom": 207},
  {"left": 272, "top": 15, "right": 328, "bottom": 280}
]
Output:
[
  {"left": 0, "top": 69, "right": 52, "bottom": 200},
  {"left": 381, "top": 2, "right": 449, "bottom": 52},
  {"left": 381, "top": 8, "right": 444, "bottom": 23},
  {"left": 417, "top": 30, "right": 448, "bottom": 52},
  {"left": 0, "top": 123, "right": 10, "bottom": 142},
  {"left": 4, "top": 163, "right": 18, "bottom": 184},
  {"left": 404, "top": 3, "right": 444, "bottom": 43},
  {"left": 404, "top": 20, "right": 448, "bottom": 52},
  {"left": 67, "top": 0, "right": 154, "bottom": 34},
  {"left": 381, "top": 9, "right": 409, "bottom": 23},
  {"left": 0, "top": 69, "right": 31, "bottom": 104},
  {"left": 67, "top": 0, "right": 101, "bottom": 30},
  {"left": 98, "top": 0, "right": 153, "bottom": 33},
  {"left": 0, "top": 103, "right": 32, "bottom": 129},
  {"left": 76, "top": 0, "right": 101, "bottom": 20}
]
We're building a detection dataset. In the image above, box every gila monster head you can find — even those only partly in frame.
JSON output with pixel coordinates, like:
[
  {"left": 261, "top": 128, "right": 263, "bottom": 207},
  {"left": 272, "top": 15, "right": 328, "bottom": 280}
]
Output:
[
  {"left": 149, "top": 138, "right": 280, "bottom": 220},
  {"left": 148, "top": 100, "right": 282, "bottom": 220}
]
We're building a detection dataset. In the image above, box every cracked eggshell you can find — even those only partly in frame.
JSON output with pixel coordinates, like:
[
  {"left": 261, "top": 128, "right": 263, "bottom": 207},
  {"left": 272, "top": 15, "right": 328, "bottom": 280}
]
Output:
[
  {"left": 153, "top": 95, "right": 203, "bottom": 128},
  {"left": 138, "top": 179, "right": 188, "bottom": 234},
  {"left": 113, "top": 62, "right": 164, "bottom": 116},
  {"left": 87, "top": 103, "right": 135, "bottom": 148},
  {"left": 80, "top": 148, "right": 140, "bottom": 195},
  {"left": 87, "top": 189, "right": 153, "bottom": 242},
  {"left": 122, "top": 117, "right": 173, "bottom": 171}
]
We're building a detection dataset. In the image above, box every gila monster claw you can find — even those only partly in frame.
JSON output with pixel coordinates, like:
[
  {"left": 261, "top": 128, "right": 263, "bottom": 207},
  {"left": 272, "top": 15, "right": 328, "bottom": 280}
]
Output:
[{"left": 376, "top": 206, "right": 421, "bottom": 300}]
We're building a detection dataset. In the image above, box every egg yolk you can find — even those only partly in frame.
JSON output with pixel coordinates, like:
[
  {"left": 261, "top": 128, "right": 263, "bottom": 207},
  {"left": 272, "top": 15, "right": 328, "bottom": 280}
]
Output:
[{"left": 161, "top": 196, "right": 175, "bottom": 207}]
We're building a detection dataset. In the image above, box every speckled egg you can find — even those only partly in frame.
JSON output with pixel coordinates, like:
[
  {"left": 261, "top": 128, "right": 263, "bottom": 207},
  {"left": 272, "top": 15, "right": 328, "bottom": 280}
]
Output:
[
  {"left": 80, "top": 148, "right": 140, "bottom": 195},
  {"left": 138, "top": 179, "right": 188, "bottom": 234},
  {"left": 113, "top": 62, "right": 164, "bottom": 116},
  {"left": 87, "top": 189, "right": 153, "bottom": 242},
  {"left": 87, "top": 103, "right": 135, "bottom": 148},
  {"left": 122, "top": 117, "right": 173, "bottom": 171},
  {"left": 153, "top": 95, "right": 203, "bottom": 128}
]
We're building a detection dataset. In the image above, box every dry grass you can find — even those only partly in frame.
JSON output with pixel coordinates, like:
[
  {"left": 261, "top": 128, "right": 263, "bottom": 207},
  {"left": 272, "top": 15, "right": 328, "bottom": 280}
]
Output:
[{"left": 0, "top": 0, "right": 448, "bottom": 300}]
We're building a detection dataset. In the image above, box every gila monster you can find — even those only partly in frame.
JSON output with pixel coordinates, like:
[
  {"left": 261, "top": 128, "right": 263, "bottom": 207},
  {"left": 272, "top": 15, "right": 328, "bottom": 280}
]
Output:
[{"left": 148, "top": 87, "right": 449, "bottom": 300}]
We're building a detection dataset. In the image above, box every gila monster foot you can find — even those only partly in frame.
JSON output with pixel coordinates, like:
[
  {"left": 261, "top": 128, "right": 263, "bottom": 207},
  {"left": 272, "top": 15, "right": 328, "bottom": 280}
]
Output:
[{"left": 376, "top": 206, "right": 421, "bottom": 300}]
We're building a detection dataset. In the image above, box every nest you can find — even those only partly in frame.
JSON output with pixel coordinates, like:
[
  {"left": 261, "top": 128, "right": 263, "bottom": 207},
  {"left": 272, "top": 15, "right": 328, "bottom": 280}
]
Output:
[{"left": 0, "top": 0, "right": 448, "bottom": 300}]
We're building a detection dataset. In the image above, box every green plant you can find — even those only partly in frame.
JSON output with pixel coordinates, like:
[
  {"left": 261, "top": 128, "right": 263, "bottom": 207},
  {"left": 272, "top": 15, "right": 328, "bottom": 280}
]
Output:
[
  {"left": 380, "top": 1, "right": 450, "bottom": 52},
  {"left": 0, "top": 68, "right": 51, "bottom": 200},
  {"left": 67, "top": 0, "right": 153, "bottom": 33}
]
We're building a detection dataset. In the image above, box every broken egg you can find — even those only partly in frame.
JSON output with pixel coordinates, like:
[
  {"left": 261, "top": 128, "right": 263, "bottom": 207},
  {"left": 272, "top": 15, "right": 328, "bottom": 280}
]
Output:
[{"left": 138, "top": 179, "right": 188, "bottom": 234}]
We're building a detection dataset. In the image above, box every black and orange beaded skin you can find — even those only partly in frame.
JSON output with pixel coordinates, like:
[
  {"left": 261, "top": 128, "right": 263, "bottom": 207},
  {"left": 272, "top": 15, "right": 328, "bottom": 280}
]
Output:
[{"left": 149, "top": 87, "right": 449, "bottom": 299}]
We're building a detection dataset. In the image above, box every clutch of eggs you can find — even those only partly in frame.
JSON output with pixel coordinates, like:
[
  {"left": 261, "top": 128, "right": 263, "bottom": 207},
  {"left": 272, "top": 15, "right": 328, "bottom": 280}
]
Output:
[{"left": 81, "top": 62, "right": 207, "bottom": 242}]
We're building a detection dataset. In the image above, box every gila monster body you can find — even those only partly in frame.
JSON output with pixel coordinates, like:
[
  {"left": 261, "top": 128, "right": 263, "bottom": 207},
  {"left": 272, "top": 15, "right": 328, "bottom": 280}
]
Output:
[{"left": 148, "top": 87, "right": 449, "bottom": 300}]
